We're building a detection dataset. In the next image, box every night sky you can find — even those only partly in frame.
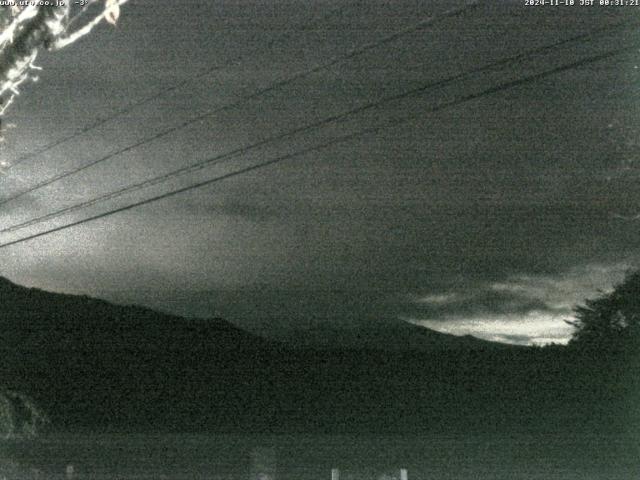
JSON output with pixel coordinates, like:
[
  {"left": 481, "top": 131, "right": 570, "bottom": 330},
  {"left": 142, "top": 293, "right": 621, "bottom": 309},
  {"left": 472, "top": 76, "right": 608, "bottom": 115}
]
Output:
[{"left": 0, "top": 0, "right": 639, "bottom": 345}]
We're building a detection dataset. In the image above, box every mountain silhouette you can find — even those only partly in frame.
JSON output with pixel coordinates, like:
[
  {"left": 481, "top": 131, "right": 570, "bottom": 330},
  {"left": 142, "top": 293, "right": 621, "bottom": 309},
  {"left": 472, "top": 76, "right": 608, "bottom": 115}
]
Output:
[
  {"left": 0, "top": 276, "right": 272, "bottom": 353},
  {"left": 277, "top": 321, "right": 513, "bottom": 351},
  {"left": 0, "top": 275, "right": 510, "bottom": 355},
  {"left": 0, "top": 276, "right": 632, "bottom": 435}
]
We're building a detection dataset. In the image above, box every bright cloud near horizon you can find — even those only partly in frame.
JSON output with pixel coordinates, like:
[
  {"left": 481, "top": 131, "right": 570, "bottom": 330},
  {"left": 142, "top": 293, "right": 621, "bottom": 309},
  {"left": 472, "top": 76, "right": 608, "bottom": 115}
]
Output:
[
  {"left": 0, "top": 1, "right": 639, "bottom": 345},
  {"left": 403, "top": 262, "right": 634, "bottom": 345},
  {"left": 405, "top": 312, "right": 572, "bottom": 346}
]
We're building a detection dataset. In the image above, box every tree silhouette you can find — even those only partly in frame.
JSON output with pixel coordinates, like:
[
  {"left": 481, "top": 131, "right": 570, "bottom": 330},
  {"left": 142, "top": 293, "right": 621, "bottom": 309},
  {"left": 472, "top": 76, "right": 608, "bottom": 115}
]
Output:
[
  {"left": 0, "top": 0, "right": 127, "bottom": 446},
  {"left": 0, "top": 389, "right": 48, "bottom": 440},
  {"left": 567, "top": 270, "right": 640, "bottom": 352},
  {"left": 0, "top": 0, "right": 126, "bottom": 138}
]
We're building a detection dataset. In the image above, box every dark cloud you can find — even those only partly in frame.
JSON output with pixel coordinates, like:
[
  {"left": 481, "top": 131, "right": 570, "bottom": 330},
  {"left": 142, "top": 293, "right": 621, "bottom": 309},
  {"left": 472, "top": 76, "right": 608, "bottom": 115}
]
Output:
[
  {"left": 0, "top": 1, "right": 637, "bottom": 345},
  {"left": 409, "top": 289, "right": 559, "bottom": 320},
  {"left": 402, "top": 262, "right": 633, "bottom": 344},
  {"left": 490, "top": 333, "right": 569, "bottom": 346},
  {"left": 175, "top": 199, "right": 279, "bottom": 223}
]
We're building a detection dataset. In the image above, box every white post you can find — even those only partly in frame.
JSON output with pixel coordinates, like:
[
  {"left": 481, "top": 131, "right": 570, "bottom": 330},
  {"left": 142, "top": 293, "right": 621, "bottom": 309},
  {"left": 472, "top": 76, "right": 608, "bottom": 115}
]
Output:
[
  {"left": 250, "top": 447, "right": 276, "bottom": 480},
  {"left": 65, "top": 464, "right": 75, "bottom": 480},
  {"left": 331, "top": 468, "right": 340, "bottom": 480},
  {"left": 400, "top": 468, "right": 408, "bottom": 480}
]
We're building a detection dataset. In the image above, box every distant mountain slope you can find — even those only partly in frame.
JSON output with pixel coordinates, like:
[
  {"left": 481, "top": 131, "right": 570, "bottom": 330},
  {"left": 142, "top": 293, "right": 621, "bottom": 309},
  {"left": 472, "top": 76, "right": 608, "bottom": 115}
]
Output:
[
  {"left": 0, "top": 276, "right": 284, "bottom": 430},
  {"left": 0, "top": 276, "right": 629, "bottom": 435},
  {"left": 0, "top": 276, "right": 515, "bottom": 355},
  {"left": 0, "top": 276, "right": 273, "bottom": 353},
  {"left": 276, "top": 321, "right": 516, "bottom": 351}
]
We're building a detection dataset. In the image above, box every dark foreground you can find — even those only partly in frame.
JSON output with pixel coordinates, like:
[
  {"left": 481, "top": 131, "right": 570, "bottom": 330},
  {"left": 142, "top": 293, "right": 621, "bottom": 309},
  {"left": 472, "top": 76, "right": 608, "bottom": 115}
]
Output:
[
  {"left": 2, "top": 431, "right": 639, "bottom": 480},
  {"left": 1, "top": 278, "right": 638, "bottom": 478}
]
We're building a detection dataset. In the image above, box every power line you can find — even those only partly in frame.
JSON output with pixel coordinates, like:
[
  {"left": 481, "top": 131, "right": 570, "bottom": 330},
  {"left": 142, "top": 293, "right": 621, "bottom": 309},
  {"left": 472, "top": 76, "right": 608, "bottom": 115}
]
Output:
[
  {"left": 0, "top": 24, "right": 628, "bottom": 235},
  {"left": 0, "top": 1, "right": 480, "bottom": 208},
  {"left": 0, "top": 23, "right": 626, "bottom": 234},
  {"left": 0, "top": 47, "right": 628, "bottom": 251},
  {"left": 0, "top": 1, "right": 353, "bottom": 174}
]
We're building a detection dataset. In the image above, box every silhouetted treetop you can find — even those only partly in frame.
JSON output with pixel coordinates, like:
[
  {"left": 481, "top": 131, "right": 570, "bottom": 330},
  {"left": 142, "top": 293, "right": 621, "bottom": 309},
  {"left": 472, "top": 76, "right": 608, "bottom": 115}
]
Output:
[{"left": 567, "top": 270, "right": 640, "bottom": 352}]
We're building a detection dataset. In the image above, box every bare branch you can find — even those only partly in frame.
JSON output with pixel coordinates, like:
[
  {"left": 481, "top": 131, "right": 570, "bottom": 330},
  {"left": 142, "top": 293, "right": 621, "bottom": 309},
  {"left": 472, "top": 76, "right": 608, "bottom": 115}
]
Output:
[
  {"left": 0, "top": 6, "right": 68, "bottom": 99},
  {"left": 0, "top": 5, "right": 39, "bottom": 48},
  {"left": 0, "top": 93, "right": 16, "bottom": 115},
  {"left": 0, "top": 1, "right": 127, "bottom": 119},
  {"left": 67, "top": 0, "right": 101, "bottom": 29},
  {"left": 51, "top": 0, "right": 129, "bottom": 50}
]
